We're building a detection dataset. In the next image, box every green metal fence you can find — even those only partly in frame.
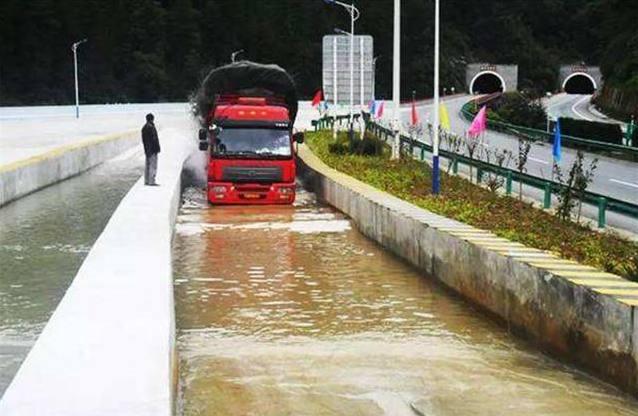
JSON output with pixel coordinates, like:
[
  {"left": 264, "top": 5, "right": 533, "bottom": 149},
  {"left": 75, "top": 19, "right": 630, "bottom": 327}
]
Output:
[
  {"left": 311, "top": 116, "right": 638, "bottom": 228},
  {"left": 460, "top": 101, "right": 638, "bottom": 160}
]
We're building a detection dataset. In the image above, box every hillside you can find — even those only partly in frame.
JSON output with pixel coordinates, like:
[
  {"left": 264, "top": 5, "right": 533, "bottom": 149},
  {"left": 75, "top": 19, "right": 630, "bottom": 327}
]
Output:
[{"left": 0, "top": 0, "right": 635, "bottom": 105}]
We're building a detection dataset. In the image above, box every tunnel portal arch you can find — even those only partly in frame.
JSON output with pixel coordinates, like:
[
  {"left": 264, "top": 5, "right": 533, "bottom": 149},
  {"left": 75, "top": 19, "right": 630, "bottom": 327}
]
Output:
[
  {"left": 562, "top": 72, "right": 597, "bottom": 94},
  {"left": 470, "top": 71, "right": 506, "bottom": 94},
  {"left": 466, "top": 64, "right": 518, "bottom": 94}
]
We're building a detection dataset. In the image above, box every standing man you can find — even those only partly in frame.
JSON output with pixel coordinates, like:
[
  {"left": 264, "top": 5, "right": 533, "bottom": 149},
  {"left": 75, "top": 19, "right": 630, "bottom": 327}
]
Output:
[{"left": 141, "top": 113, "right": 161, "bottom": 186}]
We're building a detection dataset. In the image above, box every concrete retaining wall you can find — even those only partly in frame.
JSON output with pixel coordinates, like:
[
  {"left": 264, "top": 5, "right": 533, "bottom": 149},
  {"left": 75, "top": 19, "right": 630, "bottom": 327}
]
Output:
[
  {"left": 297, "top": 145, "right": 638, "bottom": 395},
  {"left": 0, "top": 131, "right": 138, "bottom": 207},
  {"left": 0, "top": 131, "right": 194, "bottom": 416}
]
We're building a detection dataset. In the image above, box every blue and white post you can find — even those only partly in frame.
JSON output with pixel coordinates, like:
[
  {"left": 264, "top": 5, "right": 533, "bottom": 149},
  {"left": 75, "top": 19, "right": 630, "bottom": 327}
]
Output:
[{"left": 432, "top": 0, "right": 441, "bottom": 195}]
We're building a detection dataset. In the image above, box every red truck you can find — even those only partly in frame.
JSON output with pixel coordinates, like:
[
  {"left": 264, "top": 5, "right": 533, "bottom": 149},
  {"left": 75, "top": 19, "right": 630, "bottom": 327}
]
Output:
[{"left": 196, "top": 62, "right": 304, "bottom": 205}]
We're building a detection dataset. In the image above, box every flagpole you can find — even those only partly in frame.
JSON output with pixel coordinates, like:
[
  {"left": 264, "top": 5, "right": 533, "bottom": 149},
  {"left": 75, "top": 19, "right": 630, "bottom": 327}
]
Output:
[{"left": 432, "top": 0, "right": 441, "bottom": 195}]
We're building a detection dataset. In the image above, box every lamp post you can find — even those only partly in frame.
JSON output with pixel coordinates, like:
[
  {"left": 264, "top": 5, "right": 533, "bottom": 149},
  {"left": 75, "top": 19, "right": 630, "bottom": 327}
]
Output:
[
  {"left": 324, "top": 0, "right": 360, "bottom": 140},
  {"left": 71, "top": 38, "right": 88, "bottom": 119},
  {"left": 392, "top": 0, "right": 401, "bottom": 159},
  {"left": 432, "top": 0, "right": 441, "bottom": 195},
  {"left": 231, "top": 49, "right": 244, "bottom": 63}
]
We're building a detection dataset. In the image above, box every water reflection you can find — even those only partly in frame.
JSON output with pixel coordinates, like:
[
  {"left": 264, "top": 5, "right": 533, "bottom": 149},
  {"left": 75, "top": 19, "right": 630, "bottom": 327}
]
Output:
[{"left": 174, "top": 188, "right": 638, "bottom": 415}]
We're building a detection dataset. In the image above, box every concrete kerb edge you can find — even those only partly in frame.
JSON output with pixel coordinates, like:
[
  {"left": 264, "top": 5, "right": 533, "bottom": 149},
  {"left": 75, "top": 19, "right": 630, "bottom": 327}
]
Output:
[
  {"left": 296, "top": 144, "right": 638, "bottom": 396},
  {"left": 0, "top": 129, "right": 138, "bottom": 207}
]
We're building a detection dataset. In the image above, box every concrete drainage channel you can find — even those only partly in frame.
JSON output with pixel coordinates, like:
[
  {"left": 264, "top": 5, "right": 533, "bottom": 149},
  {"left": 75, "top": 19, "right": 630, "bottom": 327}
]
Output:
[
  {"left": 296, "top": 144, "right": 638, "bottom": 397},
  {"left": 0, "top": 130, "right": 139, "bottom": 207},
  {"left": 0, "top": 130, "right": 195, "bottom": 415},
  {"left": 3, "top": 134, "right": 638, "bottom": 413}
]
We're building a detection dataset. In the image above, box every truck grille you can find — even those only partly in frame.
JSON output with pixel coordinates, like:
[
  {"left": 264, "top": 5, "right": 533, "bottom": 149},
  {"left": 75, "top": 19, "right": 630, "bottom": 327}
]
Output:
[{"left": 222, "top": 166, "right": 283, "bottom": 183}]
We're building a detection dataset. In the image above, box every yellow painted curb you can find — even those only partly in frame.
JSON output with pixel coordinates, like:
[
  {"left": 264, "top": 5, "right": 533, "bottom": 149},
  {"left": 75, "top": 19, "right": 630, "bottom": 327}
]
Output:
[{"left": 0, "top": 130, "right": 137, "bottom": 174}]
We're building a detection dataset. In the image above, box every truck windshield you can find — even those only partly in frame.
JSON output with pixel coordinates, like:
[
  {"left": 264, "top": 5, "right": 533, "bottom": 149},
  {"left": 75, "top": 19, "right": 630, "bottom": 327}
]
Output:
[{"left": 212, "top": 127, "right": 291, "bottom": 158}]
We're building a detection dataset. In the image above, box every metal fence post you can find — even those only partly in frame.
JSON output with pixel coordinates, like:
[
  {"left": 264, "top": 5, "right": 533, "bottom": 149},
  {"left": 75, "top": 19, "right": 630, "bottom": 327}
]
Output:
[
  {"left": 598, "top": 197, "right": 607, "bottom": 228},
  {"left": 453, "top": 159, "right": 459, "bottom": 174},
  {"left": 506, "top": 171, "right": 513, "bottom": 195},
  {"left": 543, "top": 183, "right": 552, "bottom": 209},
  {"left": 420, "top": 148, "right": 426, "bottom": 161},
  {"left": 477, "top": 167, "right": 483, "bottom": 184}
]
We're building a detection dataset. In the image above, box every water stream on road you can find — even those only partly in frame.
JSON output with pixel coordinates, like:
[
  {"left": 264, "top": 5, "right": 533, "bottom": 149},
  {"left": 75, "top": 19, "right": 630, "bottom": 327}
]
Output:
[
  {"left": 174, "top": 187, "right": 638, "bottom": 415},
  {"left": 0, "top": 147, "right": 144, "bottom": 395}
]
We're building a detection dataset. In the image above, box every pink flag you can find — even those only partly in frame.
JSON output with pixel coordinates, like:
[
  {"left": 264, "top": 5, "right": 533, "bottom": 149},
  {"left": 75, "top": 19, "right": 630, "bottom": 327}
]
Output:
[
  {"left": 376, "top": 100, "right": 385, "bottom": 118},
  {"left": 468, "top": 106, "right": 487, "bottom": 138}
]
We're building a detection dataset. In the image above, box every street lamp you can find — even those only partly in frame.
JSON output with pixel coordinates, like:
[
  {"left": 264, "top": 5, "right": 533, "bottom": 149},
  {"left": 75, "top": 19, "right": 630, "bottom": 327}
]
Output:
[
  {"left": 71, "top": 38, "right": 88, "bottom": 119},
  {"left": 432, "top": 0, "right": 441, "bottom": 195},
  {"left": 231, "top": 49, "right": 244, "bottom": 63},
  {"left": 392, "top": 0, "right": 400, "bottom": 159},
  {"left": 323, "top": 0, "right": 360, "bottom": 139}
]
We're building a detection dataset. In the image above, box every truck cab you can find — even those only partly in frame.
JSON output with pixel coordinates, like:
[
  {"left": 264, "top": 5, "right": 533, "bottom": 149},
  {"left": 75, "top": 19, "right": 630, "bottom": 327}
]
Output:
[{"left": 199, "top": 95, "right": 303, "bottom": 205}]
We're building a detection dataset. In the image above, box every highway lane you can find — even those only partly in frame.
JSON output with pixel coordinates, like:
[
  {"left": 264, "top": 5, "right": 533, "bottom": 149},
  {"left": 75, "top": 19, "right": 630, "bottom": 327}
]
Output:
[
  {"left": 546, "top": 93, "right": 625, "bottom": 125},
  {"left": 370, "top": 95, "right": 637, "bottom": 232}
]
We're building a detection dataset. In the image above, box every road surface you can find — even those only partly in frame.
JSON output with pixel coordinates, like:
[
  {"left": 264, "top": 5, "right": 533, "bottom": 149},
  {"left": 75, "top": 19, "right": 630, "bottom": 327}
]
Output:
[
  {"left": 545, "top": 93, "right": 626, "bottom": 126},
  {"left": 0, "top": 103, "right": 192, "bottom": 167}
]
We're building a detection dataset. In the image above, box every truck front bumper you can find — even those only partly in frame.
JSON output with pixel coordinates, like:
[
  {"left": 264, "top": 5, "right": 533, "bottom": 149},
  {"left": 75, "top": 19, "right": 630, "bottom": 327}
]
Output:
[{"left": 207, "top": 183, "right": 296, "bottom": 205}]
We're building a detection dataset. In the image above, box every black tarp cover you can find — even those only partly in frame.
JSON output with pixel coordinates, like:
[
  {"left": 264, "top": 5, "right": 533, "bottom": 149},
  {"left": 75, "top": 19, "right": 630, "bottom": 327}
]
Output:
[{"left": 192, "top": 61, "right": 298, "bottom": 126}]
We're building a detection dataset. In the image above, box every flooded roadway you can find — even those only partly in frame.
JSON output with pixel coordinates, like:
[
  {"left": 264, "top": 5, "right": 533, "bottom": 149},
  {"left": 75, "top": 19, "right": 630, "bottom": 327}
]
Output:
[
  {"left": 0, "top": 147, "right": 144, "bottom": 395},
  {"left": 173, "top": 188, "right": 638, "bottom": 415}
]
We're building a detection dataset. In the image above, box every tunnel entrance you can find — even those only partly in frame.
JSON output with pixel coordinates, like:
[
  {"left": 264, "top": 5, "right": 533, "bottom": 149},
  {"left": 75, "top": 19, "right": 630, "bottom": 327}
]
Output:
[
  {"left": 563, "top": 74, "right": 596, "bottom": 94},
  {"left": 471, "top": 72, "right": 505, "bottom": 94}
]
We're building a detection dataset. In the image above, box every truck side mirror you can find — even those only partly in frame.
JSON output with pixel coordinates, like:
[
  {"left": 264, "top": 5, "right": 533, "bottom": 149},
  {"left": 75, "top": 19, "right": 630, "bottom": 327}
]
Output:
[
  {"left": 293, "top": 132, "right": 305, "bottom": 144},
  {"left": 199, "top": 140, "right": 209, "bottom": 151},
  {"left": 198, "top": 128, "right": 208, "bottom": 142}
]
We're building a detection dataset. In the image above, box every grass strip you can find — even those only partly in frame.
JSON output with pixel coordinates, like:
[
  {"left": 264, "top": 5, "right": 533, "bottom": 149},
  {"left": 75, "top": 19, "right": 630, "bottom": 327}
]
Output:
[{"left": 306, "top": 130, "right": 638, "bottom": 281}]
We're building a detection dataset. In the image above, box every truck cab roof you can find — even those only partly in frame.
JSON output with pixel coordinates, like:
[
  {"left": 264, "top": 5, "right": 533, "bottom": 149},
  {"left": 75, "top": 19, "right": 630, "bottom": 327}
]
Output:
[{"left": 211, "top": 96, "right": 290, "bottom": 125}]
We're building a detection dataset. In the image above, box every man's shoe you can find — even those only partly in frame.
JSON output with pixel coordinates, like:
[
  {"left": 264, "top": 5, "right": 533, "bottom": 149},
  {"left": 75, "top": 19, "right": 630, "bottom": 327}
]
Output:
[{"left": 149, "top": 183, "right": 160, "bottom": 186}]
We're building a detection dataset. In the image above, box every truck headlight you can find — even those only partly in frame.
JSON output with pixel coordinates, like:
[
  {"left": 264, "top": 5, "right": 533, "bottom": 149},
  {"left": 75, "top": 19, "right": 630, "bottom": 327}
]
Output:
[
  {"left": 278, "top": 187, "right": 294, "bottom": 195},
  {"left": 211, "top": 186, "right": 227, "bottom": 193}
]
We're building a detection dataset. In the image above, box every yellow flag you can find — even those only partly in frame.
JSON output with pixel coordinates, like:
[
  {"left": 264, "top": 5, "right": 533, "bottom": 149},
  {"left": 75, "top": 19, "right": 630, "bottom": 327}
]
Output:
[{"left": 439, "top": 103, "right": 451, "bottom": 131}]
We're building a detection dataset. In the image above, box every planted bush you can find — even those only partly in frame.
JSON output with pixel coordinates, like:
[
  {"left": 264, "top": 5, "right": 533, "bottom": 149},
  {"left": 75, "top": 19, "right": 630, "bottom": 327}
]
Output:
[
  {"left": 490, "top": 92, "right": 547, "bottom": 129},
  {"left": 558, "top": 117, "right": 623, "bottom": 145}
]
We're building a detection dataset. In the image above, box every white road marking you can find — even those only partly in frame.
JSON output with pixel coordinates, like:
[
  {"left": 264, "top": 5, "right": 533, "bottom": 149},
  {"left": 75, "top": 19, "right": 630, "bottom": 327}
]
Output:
[
  {"left": 529, "top": 157, "right": 549, "bottom": 165},
  {"left": 571, "top": 95, "right": 593, "bottom": 122},
  {"left": 610, "top": 179, "right": 638, "bottom": 189}
]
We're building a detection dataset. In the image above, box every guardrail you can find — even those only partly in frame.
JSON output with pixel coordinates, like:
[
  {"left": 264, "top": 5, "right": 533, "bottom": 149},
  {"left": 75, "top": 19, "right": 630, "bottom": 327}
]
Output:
[
  {"left": 460, "top": 101, "right": 638, "bottom": 160},
  {"left": 312, "top": 116, "right": 638, "bottom": 228}
]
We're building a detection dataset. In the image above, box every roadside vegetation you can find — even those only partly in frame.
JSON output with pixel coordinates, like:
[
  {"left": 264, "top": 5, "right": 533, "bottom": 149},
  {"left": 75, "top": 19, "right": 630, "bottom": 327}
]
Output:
[
  {"left": 306, "top": 130, "right": 638, "bottom": 281},
  {"left": 467, "top": 93, "right": 631, "bottom": 148},
  {"left": 477, "top": 92, "right": 547, "bottom": 130}
]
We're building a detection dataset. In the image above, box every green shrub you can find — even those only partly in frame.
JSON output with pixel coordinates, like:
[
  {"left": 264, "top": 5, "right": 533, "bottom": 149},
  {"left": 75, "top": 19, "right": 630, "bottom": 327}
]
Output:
[
  {"left": 490, "top": 92, "right": 547, "bottom": 130},
  {"left": 559, "top": 118, "right": 623, "bottom": 145}
]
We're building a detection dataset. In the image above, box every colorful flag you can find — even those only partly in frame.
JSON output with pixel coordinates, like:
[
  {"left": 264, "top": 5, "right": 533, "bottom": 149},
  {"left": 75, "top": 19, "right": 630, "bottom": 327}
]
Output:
[
  {"left": 439, "top": 103, "right": 451, "bottom": 131},
  {"left": 376, "top": 100, "right": 385, "bottom": 119},
  {"left": 368, "top": 99, "right": 377, "bottom": 116},
  {"left": 411, "top": 99, "right": 419, "bottom": 126},
  {"left": 553, "top": 119, "right": 562, "bottom": 162},
  {"left": 311, "top": 89, "right": 323, "bottom": 107},
  {"left": 468, "top": 106, "right": 487, "bottom": 138}
]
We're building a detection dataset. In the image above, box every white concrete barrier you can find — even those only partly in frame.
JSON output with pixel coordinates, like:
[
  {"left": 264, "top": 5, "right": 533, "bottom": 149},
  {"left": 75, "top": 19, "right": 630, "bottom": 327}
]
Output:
[
  {"left": 0, "top": 131, "right": 138, "bottom": 207},
  {"left": 0, "top": 129, "right": 194, "bottom": 416}
]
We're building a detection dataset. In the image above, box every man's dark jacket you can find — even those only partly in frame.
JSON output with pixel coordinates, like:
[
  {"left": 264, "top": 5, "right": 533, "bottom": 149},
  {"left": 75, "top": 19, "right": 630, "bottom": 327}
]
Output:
[{"left": 142, "top": 122, "right": 161, "bottom": 156}]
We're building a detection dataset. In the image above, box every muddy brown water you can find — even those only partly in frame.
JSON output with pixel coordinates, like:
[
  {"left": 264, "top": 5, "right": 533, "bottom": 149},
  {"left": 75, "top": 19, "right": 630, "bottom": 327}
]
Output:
[{"left": 173, "top": 187, "right": 638, "bottom": 415}]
